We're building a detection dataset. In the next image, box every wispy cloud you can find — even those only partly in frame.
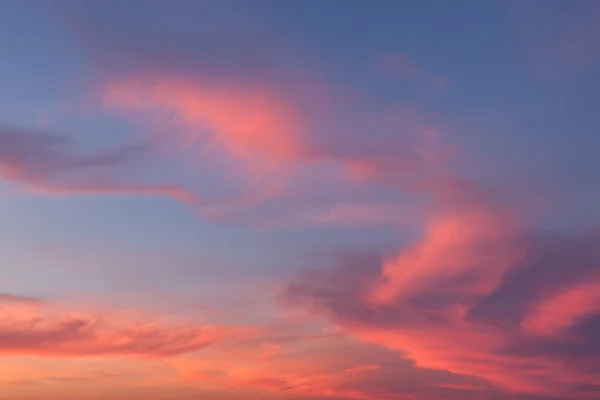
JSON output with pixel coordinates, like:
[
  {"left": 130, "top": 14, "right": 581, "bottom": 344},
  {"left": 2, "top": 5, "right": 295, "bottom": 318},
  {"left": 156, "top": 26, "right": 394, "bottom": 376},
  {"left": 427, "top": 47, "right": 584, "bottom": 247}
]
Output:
[
  {"left": 0, "top": 296, "right": 245, "bottom": 359},
  {"left": 0, "top": 123, "right": 199, "bottom": 204}
]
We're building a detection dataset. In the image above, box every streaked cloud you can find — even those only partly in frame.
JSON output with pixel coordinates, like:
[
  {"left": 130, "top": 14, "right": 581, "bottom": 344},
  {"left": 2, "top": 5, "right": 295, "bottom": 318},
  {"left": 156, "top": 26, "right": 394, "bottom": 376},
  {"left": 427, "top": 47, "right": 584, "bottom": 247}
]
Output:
[
  {"left": 0, "top": 123, "right": 199, "bottom": 203},
  {"left": 0, "top": 296, "right": 244, "bottom": 359}
]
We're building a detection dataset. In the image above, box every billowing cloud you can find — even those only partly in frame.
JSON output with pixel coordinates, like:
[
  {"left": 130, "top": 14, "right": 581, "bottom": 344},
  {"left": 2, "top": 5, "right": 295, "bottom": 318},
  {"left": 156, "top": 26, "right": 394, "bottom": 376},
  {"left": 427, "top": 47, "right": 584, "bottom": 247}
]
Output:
[{"left": 283, "top": 178, "right": 600, "bottom": 399}]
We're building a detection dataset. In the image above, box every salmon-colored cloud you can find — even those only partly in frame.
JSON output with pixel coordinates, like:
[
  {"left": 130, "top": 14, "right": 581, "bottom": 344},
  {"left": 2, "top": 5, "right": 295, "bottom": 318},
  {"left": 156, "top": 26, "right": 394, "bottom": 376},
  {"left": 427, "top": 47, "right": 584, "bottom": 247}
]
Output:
[
  {"left": 372, "top": 205, "right": 521, "bottom": 304},
  {"left": 104, "top": 77, "right": 306, "bottom": 162},
  {"left": 0, "top": 296, "right": 242, "bottom": 359},
  {"left": 284, "top": 176, "right": 600, "bottom": 399},
  {"left": 102, "top": 74, "right": 449, "bottom": 177},
  {"left": 100, "top": 73, "right": 452, "bottom": 227},
  {"left": 523, "top": 274, "right": 600, "bottom": 336},
  {"left": 178, "top": 330, "right": 496, "bottom": 400}
]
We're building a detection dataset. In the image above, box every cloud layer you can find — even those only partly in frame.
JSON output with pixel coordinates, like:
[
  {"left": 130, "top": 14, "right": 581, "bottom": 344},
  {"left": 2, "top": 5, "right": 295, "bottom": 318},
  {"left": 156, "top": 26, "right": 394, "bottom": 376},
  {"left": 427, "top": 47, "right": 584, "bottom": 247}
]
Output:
[
  {"left": 284, "top": 182, "right": 600, "bottom": 399},
  {"left": 1, "top": 2, "right": 598, "bottom": 400}
]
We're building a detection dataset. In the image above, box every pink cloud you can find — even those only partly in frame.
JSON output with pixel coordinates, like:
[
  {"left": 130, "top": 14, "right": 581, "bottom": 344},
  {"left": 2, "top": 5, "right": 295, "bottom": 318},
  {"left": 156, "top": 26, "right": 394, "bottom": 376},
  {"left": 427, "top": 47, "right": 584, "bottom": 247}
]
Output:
[
  {"left": 0, "top": 296, "right": 244, "bottom": 359},
  {"left": 344, "top": 364, "right": 380, "bottom": 374},
  {"left": 284, "top": 176, "right": 600, "bottom": 399},
  {"left": 179, "top": 331, "right": 493, "bottom": 400},
  {"left": 99, "top": 73, "right": 453, "bottom": 227},
  {"left": 104, "top": 77, "right": 306, "bottom": 163},
  {"left": 523, "top": 273, "right": 600, "bottom": 336},
  {"left": 371, "top": 189, "right": 522, "bottom": 304}
]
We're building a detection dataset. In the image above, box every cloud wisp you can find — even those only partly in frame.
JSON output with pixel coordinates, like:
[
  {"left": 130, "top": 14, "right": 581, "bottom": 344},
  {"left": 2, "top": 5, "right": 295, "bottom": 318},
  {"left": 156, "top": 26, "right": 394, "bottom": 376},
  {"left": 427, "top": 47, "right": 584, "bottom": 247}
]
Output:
[
  {"left": 0, "top": 295, "right": 244, "bottom": 359},
  {"left": 0, "top": 123, "right": 199, "bottom": 204}
]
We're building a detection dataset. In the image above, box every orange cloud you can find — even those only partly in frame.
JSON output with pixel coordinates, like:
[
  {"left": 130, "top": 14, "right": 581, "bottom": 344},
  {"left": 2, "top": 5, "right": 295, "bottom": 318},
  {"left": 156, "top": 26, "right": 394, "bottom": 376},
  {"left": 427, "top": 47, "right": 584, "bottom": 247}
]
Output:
[{"left": 0, "top": 297, "right": 243, "bottom": 359}]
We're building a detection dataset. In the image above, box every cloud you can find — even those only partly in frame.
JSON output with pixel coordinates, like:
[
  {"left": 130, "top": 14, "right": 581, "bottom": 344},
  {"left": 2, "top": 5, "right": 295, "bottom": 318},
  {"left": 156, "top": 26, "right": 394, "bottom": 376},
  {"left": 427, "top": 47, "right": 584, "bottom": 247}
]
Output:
[
  {"left": 102, "top": 76, "right": 444, "bottom": 173},
  {"left": 103, "top": 77, "right": 306, "bottom": 163},
  {"left": 179, "top": 329, "right": 502, "bottom": 400},
  {"left": 94, "top": 65, "right": 453, "bottom": 230},
  {"left": 57, "top": 0, "right": 459, "bottom": 228},
  {"left": 100, "top": 73, "right": 454, "bottom": 225},
  {"left": 283, "top": 177, "right": 600, "bottom": 399},
  {"left": 0, "top": 123, "right": 199, "bottom": 204},
  {"left": 72, "top": 3, "right": 451, "bottom": 182},
  {"left": 344, "top": 364, "right": 380, "bottom": 374},
  {"left": 0, "top": 124, "right": 140, "bottom": 180},
  {"left": 0, "top": 293, "right": 43, "bottom": 304},
  {"left": 0, "top": 297, "right": 242, "bottom": 358}
]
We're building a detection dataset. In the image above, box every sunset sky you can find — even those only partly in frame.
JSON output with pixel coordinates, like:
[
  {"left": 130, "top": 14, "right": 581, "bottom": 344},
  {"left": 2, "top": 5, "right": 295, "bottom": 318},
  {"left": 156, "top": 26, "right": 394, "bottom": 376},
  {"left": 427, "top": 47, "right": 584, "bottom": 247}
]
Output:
[{"left": 1, "top": 1, "right": 600, "bottom": 399}]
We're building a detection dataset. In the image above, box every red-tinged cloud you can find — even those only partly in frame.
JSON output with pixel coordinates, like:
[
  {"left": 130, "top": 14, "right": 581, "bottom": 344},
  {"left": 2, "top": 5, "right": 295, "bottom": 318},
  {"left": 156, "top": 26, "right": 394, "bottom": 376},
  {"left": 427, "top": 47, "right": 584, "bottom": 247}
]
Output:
[
  {"left": 100, "top": 74, "right": 453, "bottom": 228},
  {"left": 371, "top": 195, "right": 522, "bottom": 304},
  {"left": 71, "top": 0, "right": 452, "bottom": 186},
  {"left": 103, "top": 76, "right": 446, "bottom": 176},
  {"left": 60, "top": 2, "right": 459, "bottom": 228},
  {"left": 0, "top": 123, "right": 199, "bottom": 204},
  {"left": 283, "top": 176, "right": 600, "bottom": 399},
  {"left": 104, "top": 77, "right": 305, "bottom": 162},
  {"left": 523, "top": 275, "right": 600, "bottom": 336},
  {"left": 178, "top": 329, "right": 502, "bottom": 400},
  {"left": 0, "top": 296, "right": 242, "bottom": 358}
]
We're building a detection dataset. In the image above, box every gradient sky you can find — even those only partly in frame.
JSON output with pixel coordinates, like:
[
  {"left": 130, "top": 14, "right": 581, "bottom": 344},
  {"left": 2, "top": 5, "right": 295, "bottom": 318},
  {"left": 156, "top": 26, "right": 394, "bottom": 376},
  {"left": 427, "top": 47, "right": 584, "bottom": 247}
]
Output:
[{"left": 1, "top": 1, "right": 600, "bottom": 399}]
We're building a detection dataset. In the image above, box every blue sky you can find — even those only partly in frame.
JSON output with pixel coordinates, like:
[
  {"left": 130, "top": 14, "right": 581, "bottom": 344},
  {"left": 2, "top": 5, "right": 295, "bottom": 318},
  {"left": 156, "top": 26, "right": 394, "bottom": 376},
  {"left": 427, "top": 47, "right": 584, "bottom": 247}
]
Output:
[{"left": 0, "top": 1, "right": 599, "bottom": 399}]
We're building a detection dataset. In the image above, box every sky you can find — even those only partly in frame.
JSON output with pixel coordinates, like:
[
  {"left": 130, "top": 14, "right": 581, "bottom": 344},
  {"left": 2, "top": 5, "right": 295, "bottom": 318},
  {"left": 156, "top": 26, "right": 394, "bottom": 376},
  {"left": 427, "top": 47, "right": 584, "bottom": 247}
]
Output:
[{"left": 0, "top": 1, "right": 599, "bottom": 399}]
